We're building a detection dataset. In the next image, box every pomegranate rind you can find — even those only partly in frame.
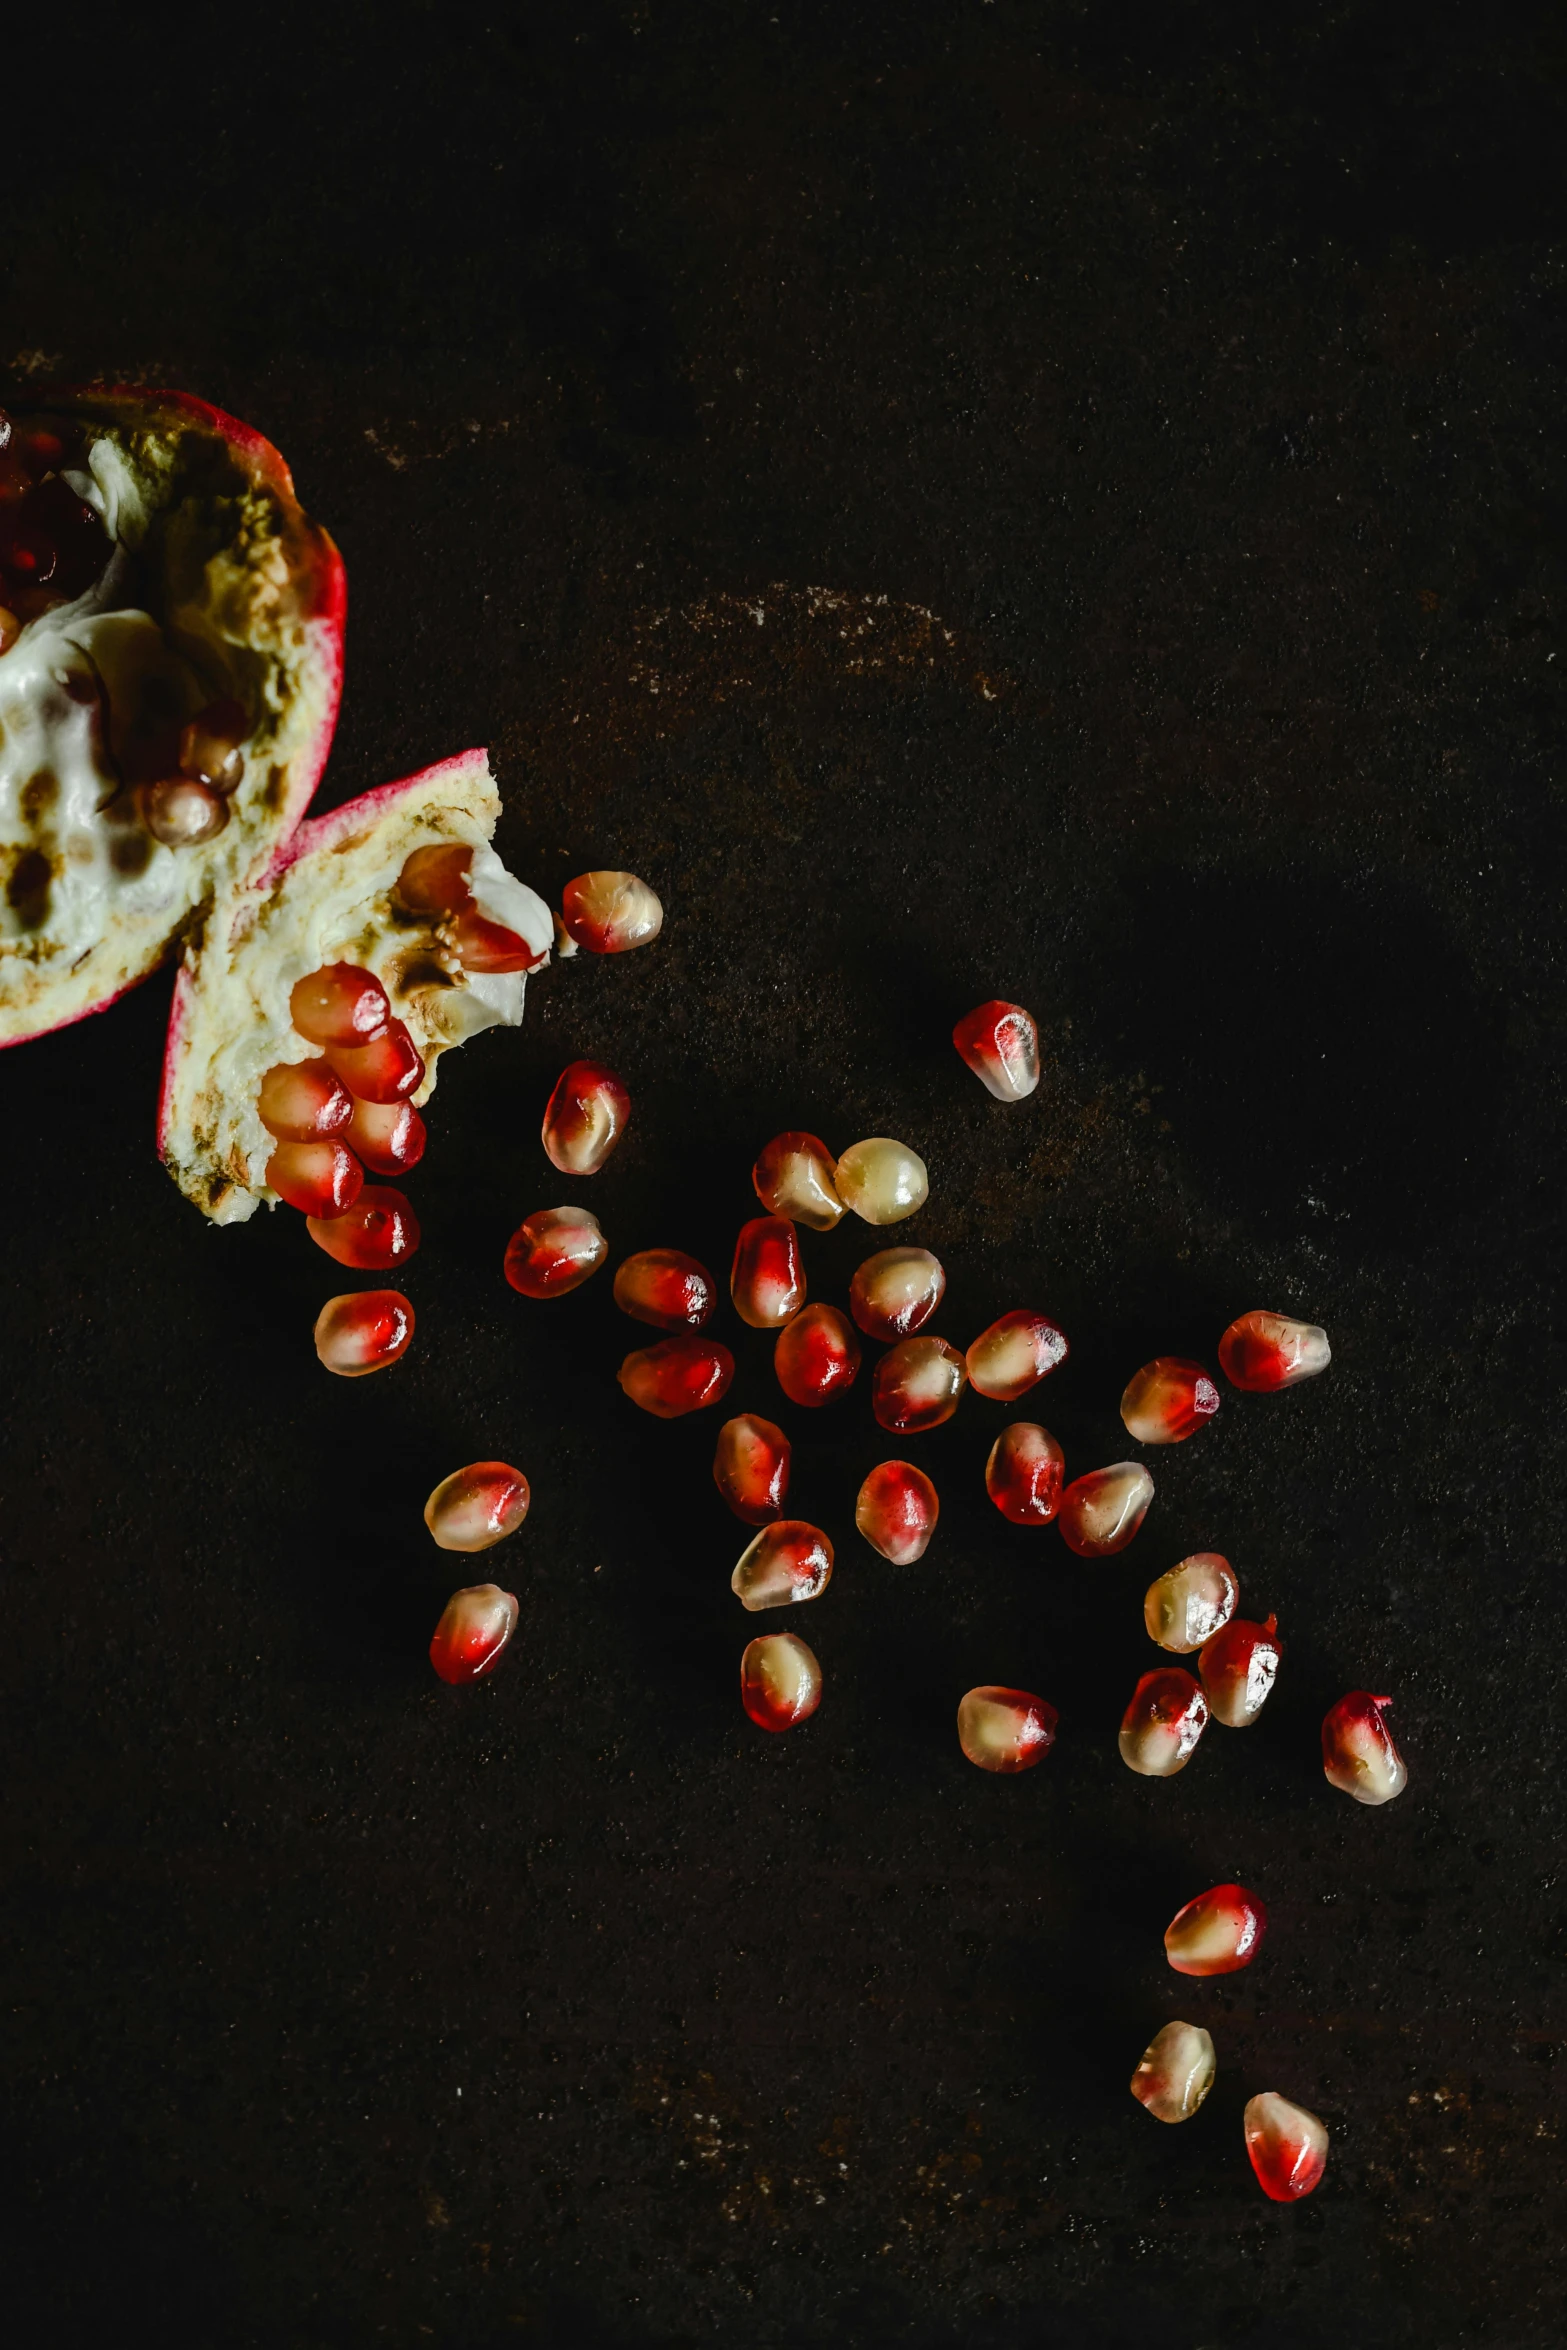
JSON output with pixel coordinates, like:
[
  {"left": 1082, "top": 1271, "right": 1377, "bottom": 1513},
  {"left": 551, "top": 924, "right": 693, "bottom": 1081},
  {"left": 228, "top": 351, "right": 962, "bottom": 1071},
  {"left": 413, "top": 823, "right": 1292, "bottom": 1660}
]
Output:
[
  {"left": 1, "top": 387, "right": 344, "bottom": 1049},
  {"left": 157, "top": 747, "right": 551, "bottom": 1220}
]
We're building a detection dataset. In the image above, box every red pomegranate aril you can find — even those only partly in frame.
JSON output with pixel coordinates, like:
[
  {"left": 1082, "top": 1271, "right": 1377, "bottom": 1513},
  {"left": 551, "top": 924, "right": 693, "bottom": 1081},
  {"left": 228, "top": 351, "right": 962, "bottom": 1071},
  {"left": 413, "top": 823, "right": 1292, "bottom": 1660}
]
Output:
[
  {"left": 1220, "top": 1309, "right": 1332, "bottom": 1392},
  {"left": 872, "top": 1334, "right": 968, "bottom": 1433},
  {"left": 1058, "top": 1462, "right": 1154, "bottom": 1556},
  {"left": 1119, "top": 1668, "right": 1208, "bottom": 1777},
  {"left": 985, "top": 1422, "right": 1066, "bottom": 1525},
  {"left": 142, "top": 776, "right": 229, "bottom": 846},
  {"left": 952, "top": 999, "right": 1040, "bottom": 1102},
  {"left": 313, "top": 1289, "right": 414, "bottom": 1377},
  {"left": 1144, "top": 1553, "right": 1239, "bottom": 1651},
  {"left": 731, "top": 1214, "right": 805, "bottom": 1329},
  {"left": 714, "top": 1413, "right": 791, "bottom": 1524},
  {"left": 1165, "top": 1883, "right": 1268, "bottom": 1976},
  {"left": 542, "top": 1059, "right": 631, "bottom": 1175},
  {"left": 1121, "top": 1356, "right": 1222, "bottom": 1444},
  {"left": 345, "top": 1096, "right": 426, "bottom": 1175},
  {"left": 613, "top": 1247, "right": 715, "bottom": 1330},
  {"left": 752, "top": 1131, "right": 845, "bottom": 1230},
  {"left": 618, "top": 1332, "right": 734, "bottom": 1417},
  {"left": 855, "top": 1460, "right": 939, "bottom": 1563},
  {"left": 290, "top": 962, "right": 391, "bottom": 1048},
  {"left": 1244, "top": 2094, "right": 1329, "bottom": 2202},
  {"left": 848, "top": 1246, "right": 946, "bottom": 1341},
  {"left": 775, "top": 1303, "right": 861, "bottom": 1406},
  {"left": 1200, "top": 1613, "right": 1282, "bottom": 1728},
  {"left": 177, "top": 698, "right": 247, "bottom": 791},
  {"left": 424, "top": 1461, "right": 531, "bottom": 1553},
  {"left": 740, "top": 1632, "right": 822, "bottom": 1731},
  {"left": 957, "top": 1686, "right": 1058, "bottom": 1773},
  {"left": 449, "top": 904, "right": 541, "bottom": 973},
  {"left": 505, "top": 1205, "right": 608, "bottom": 1298},
  {"left": 395, "top": 842, "right": 474, "bottom": 915},
  {"left": 732, "top": 1519, "right": 834, "bottom": 1611},
  {"left": 307, "top": 1184, "right": 420, "bottom": 1269},
  {"left": 257, "top": 1057, "right": 353, "bottom": 1142},
  {"left": 1130, "top": 2022, "right": 1216, "bottom": 2125},
  {"left": 267, "top": 1137, "right": 364, "bottom": 1218},
  {"left": 835, "top": 1136, "right": 929, "bottom": 1224},
  {"left": 1322, "top": 1691, "right": 1408, "bottom": 1805},
  {"left": 560, "top": 869, "right": 664, "bottom": 954},
  {"left": 429, "top": 1583, "right": 519, "bottom": 1685},
  {"left": 965, "top": 1309, "right": 1069, "bottom": 1401},
  {"left": 326, "top": 1018, "right": 425, "bottom": 1104}
]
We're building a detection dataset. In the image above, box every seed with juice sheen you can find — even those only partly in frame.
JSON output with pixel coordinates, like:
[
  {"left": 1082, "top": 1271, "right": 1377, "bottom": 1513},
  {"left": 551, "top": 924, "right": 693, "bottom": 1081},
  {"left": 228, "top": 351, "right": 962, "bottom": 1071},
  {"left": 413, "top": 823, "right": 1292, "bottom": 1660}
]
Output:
[
  {"left": 614, "top": 1248, "right": 715, "bottom": 1329},
  {"left": 956, "top": 1686, "right": 1058, "bottom": 1773},
  {"left": 964, "top": 1309, "right": 1069, "bottom": 1401},
  {"left": 267, "top": 1137, "right": 364, "bottom": 1219},
  {"left": 1119, "top": 1668, "right": 1208, "bottom": 1777},
  {"left": 732, "top": 1521, "right": 834, "bottom": 1611},
  {"left": 1200, "top": 1614, "right": 1282, "bottom": 1728},
  {"left": 1244, "top": 2094, "right": 1329, "bottom": 2202},
  {"left": 730, "top": 1215, "right": 805, "bottom": 1329},
  {"left": 713, "top": 1414, "right": 791, "bottom": 1525},
  {"left": 855, "top": 1460, "right": 939, "bottom": 1563},
  {"left": 1165, "top": 1884, "right": 1267, "bottom": 1976},
  {"left": 1322, "top": 1691, "right": 1408, "bottom": 1805},
  {"left": 424, "top": 1462, "right": 532, "bottom": 1553},
  {"left": 952, "top": 999, "right": 1040, "bottom": 1102},
  {"left": 775, "top": 1303, "right": 861, "bottom": 1405},
  {"left": 835, "top": 1137, "right": 929, "bottom": 1225},
  {"left": 313, "top": 1289, "right": 414, "bottom": 1377},
  {"left": 740, "top": 1632, "right": 822, "bottom": 1731},
  {"left": 257, "top": 1057, "right": 353, "bottom": 1142},
  {"left": 346, "top": 1097, "right": 426, "bottom": 1175},
  {"left": 504, "top": 1205, "right": 608, "bottom": 1297},
  {"left": 872, "top": 1335, "right": 968, "bottom": 1433},
  {"left": 618, "top": 1333, "right": 735, "bottom": 1417},
  {"left": 848, "top": 1246, "right": 945, "bottom": 1341},
  {"left": 1130, "top": 2023, "right": 1216, "bottom": 2125},
  {"left": 1219, "top": 1310, "right": 1332, "bottom": 1392},
  {"left": 326, "top": 1018, "right": 425, "bottom": 1105},
  {"left": 307, "top": 1184, "right": 420, "bottom": 1269},
  {"left": 1144, "top": 1554, "right": 1239, "bottom": 1652},
  {"left": 429, "top": 1583, "right": 519, "bottom": 1685},
  {"left": 560, "top": 869, "right": 663, "bottom": 954},
  {"left": 542, "top": 1059, "right": 631, "bottom": 1175},
  {"left": 752, "top": 1131, "right": 845, "bottom": 1230},
  {"left": 1058, "top": 1463, "right": 1154, "bottom": 1556},
  {"left": 290, "top": 962, "right": 390, "bottom": 1049},
  {"left": 1121, "top": 1357, "right": 1222, "bottom": 1444},
  {"left": 985, "top": 1423, "right": 1066, "bottom": 1524}
]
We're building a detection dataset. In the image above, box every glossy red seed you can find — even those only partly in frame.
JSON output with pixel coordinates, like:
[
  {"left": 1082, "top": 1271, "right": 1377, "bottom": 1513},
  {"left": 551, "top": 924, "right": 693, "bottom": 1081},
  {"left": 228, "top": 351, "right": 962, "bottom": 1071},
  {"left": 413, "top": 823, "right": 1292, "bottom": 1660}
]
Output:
[
  {"left": 775, "top": 1303, "right": 861, "bottom": 1406},
  {"left": 424, "top": 1462, "right": 531, "bottom": 1553},
  {"left": 449, "top": 904, "right": 542, "bottom": 973},
  {"left": 751, "top": 1131, "right": 845, "bottom": 1230},
  {"left": 345, "top": 1096, "right": 427, "bottom": 1174},
  {"left": 542, "top": 1059, "right": 631, "bottom": 1175},
  {"left": 1322, "top": 1691, "right": 1408, "bottom": 1804},
  {"left": 951, "top": 999, "right": 1040, "bottom": 1101},
  {"left": 504, "top": 1205, "right": 608, "bottom": 1297},
  {"left": 142, "top": 776, "right": 229, "bottom": 846},
  {"left": 1219, "top": 1309, "right": 1332, "bottom": 1392},
  {"left": 1118, "top": 1668, "right": 1208, "bottom": 1777},
  {"left": 267, "top": 1137, "right": 364, "bottom": 1218},
  {"left": 1244, "top": 2094, "right": 1329, "bottom": 2202},
  {"left": 855, "top": 1460, "right": 939, "bottom": 1563},
  {"left": 429, "top": 1583, "right": 519, "bottom": 1685},
  {"left": 395, "top": 843, "right": 474, "bottom": 914},
  {"left": 1130, "top": 2022, "right": 1217, "bottom": 2125},
  {"left": 740, "top": 1632, "right": 822, "bottom": 1731},
  {"left": 613, "top": 1248, "right": 715, "bottom": 1330},
  {"left": 713, "top": 1414, "right": 791, "bottom": 1525},
  {"left": 848, "top": 1246, "right": 946, "bottom": 1341},
  {"left": 313, "top": 1289, "right": 414, "bottom": 1377},
  {"left": 957, "top": 1686, "right": 1058, "bottom": 1773},
  {"left": 618, "top": 1333, "right": 734, "bottom": 1418},
  {"left": 1200, "top": 1613, "right": 1282, "bottom": 1728},
  {"left": 257, "top": 1057, "right": 353, "bottom": 1142},
  {"left": 1121, "top": 1357, "right": 1222, "bottom": 1444},
  {"left": 560, "top": 869, "right": 664, "bottom": 954},
  {"left": 1143, "top": 1554, "right": 1239, "bottom": 1652},
  {"left": 871, "top": 1335, "right": 968, "bottom": 1433},
  {"left": 1058, "top": 1462, "right": 1154, "bottom": 1556},
  {"left": 732, "top": 1520, "right": 834, "bottom": 1611},
  {"left": 307, "top": 1184, "right": 420, "bottom": 1269},
  {"left": 964, "top": 1309, "right": 1069, "bottom": 1401},
  {"left": 1165, "top": 1884, "right": 1268, "bottom": 1976},
  {"left": 290, "top": 962, "right": 390, "bottom": 1048},
  {"left": 984, "top": 1422, "right": 1066, "bottom": 1524},
  {"left": 178, "top": 698, "right": 247, "bottom": 791},
  {"left": 731, "top": 1214, "right": 805, "bottom": 1329},
  {"left": 326, "top": 1018, "right": 425, "bottom": 1104}
]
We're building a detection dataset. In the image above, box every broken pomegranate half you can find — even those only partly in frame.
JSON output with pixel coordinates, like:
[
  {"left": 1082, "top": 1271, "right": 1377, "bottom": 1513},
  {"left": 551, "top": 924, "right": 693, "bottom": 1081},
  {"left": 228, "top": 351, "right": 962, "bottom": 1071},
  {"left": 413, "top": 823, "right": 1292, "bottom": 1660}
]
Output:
[{"left": 1, "top": 389, "right": 344, "bottom": 1049}]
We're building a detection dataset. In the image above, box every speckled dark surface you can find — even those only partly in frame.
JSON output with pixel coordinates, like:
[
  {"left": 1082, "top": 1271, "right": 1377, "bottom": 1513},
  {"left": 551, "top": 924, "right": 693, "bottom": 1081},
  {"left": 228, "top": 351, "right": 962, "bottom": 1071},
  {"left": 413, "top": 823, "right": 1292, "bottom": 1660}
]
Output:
[{"left": 4, "top": 5, "right": 1566, "bottom": 2345}]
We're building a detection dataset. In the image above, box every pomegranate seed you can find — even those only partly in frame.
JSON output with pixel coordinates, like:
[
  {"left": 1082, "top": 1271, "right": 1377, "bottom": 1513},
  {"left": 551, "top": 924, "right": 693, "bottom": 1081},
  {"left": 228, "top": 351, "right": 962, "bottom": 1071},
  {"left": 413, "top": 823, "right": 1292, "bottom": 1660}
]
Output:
[
  {"left": 504, "top": 1205, "right": 608, "bottom": 1297},
  {"left": 345, "top": 1096, "right": 427, "bottom": 1175},
  {"left": 732, "top": 1519, "right": 834, "bottom": 1611},
  {"left": 1165, "top": 1883, "right": 1267, "bottom": 1976},
  {"left": 730, "top": 1214, "right": 805, "bottom": 1329},
  {"left": 1219, "top": 1309, "right": 1332, "bottom": 1392},
  {"left": 0, "top": 604, "right": 20, "bottom": 654},
  {"left": 613, "top": 1247, "right": 715, "bottom": 1329},
  {"left": 952, "top": 999, "right": 1040, "bottom": 1102},
  {"left": 177, "top": 698, "right": 247, "bottom": 792},
  {"left": 985, "top": 1422, "right": 1066, "bottom": 1525},
  {"left": 1244, "top": 2093, "right": 1329, "bottom": 2202},
  {"left": 267, "top": 1137, "right": 365, "bottom": 1218},
  {"left": 326, "top": 1018, "right": 425, "bottom": 1104},
  {"left": 848, "top": 1246, "right": 946, "bottom": 1341},
  {"left": 395, "top": 843, "right": 474, "bottom": 914},
  {"left": 855, "top": 1459, "right": 939, "bottom": 1563},
  {"left": 713, "top": 1413, "right": 791, "bottom": 1524},
  {"left": 257, "top": 1057, "right": 353, "bottom": 1142},
  {"left": 872, "top": 1334, "right": 967, "bottom": 1432},
  {"left": 964, "top": 1309, "right": 1069, "bottom": 1402},
  {"left": 1058, "top": 1462, "right": 1154, "bottom": 1556},
  {"left": 1118, "top": 1668, "right": 1208, "bottom": 1777},
  {"left": 956, "top": 1686, "right": 1058, "bottom": 1773},
  {"left": 307, "top": 1183, "right": 420, "bottom": 1269},
  {"left": 1200, "top": 1613, "right": 1282, "bottom": 1728},
  {"left": 424, "top": 1461, "right": 531, "bottom": 1553},
  {"left": 752, "top": 1131, "right": 845, "bottom": 1230},
  {"left": 740, "top": 1632, "right": 822, "bottom": 1731},
  {"left": 774, "top": 1303, "right": 861, "bottom": 1406},
  {"left": 1322, "top": 1691, "right": 1408, "bottom": 1805},
  {"left": 446, "top": 905, "right": 538, "bottom": 973},
  {"left": 834, "top": 1136, "right": 929, "bottom": 1225},
  {"left": 429, "top": 1583, "right": 519, "bottom": 1685},
  {"left": 394, "top": 844, "right": 549, "bottom": 971},
  {"left": 1130, "top": 2022, "right": 1216, "bottom": 2125},
  {"left": 313, "top": 1288, "right": 414, "bottom": 1377},
  {"left": 290, "top": 962, "right": 391, "bottom": 1048},
  {"left": 1120, "top": 1357, "right": 1222, "bottom": 1444},
  {"left": 618, "top": 1332, "right": 734, "bottom": 1417},
  {"left": 142, "top": 777, "right": 229, "bottom": 846},
  {"left": 560, "top": 869, "right": 664, "bottom": 954},
  {"left": 542, "top": 1058, "right": 630, "bottom": 1175},
  {"left": 1143, "top": 1553, "right": 1238, "bottom": 1652}
]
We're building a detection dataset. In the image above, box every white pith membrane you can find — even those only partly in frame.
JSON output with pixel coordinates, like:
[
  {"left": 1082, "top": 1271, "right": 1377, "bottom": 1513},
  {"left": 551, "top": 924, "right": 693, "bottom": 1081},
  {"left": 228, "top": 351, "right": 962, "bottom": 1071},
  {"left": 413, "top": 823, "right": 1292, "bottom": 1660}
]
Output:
[
  {"left": 158, "top": 749, "right": 551, "bottom": 1222},
  {"left": 0, "top": 395, "right": 341, "bottom": 1046}
]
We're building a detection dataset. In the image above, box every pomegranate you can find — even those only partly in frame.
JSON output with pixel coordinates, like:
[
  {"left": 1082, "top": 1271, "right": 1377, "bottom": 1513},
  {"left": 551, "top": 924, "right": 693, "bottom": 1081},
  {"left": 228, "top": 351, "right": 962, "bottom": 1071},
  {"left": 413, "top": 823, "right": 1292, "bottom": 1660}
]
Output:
[{"left": 1130, "top": 2023, "right": 1216, "bottom": 2125}]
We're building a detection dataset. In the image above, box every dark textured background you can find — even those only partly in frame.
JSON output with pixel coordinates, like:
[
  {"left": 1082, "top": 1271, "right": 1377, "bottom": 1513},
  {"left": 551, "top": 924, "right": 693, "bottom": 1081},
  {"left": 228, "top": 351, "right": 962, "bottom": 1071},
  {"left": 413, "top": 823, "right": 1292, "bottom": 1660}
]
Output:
[{"left": 3, "top": 4, "right": 1565, "bottom": 2344}]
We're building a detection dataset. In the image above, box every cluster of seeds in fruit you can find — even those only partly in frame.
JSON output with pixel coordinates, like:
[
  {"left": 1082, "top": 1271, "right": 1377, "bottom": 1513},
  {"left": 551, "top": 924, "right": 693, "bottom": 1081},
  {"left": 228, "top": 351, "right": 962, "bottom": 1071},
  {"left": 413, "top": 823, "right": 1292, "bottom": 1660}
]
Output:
[{"left": 0, "top": 409, "right": 106, "bottom": 639}]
